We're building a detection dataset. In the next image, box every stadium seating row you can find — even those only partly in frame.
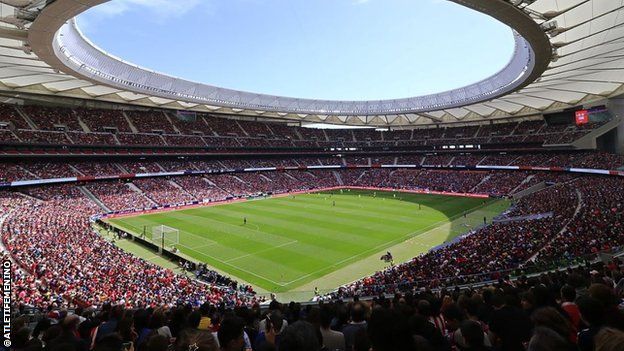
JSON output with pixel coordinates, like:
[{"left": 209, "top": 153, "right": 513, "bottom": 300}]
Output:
[
  {"left": 0, "top": 104, "right": 609, "bottom": 148},
  {"left": 1, "top": 151, "right": 623, "bottom": 183},
  {"left": 333, "top": 176, "right": 624, "bottom": 297},
  {"left": 3, "top": 167, "right": 622, "bottom": 311}
]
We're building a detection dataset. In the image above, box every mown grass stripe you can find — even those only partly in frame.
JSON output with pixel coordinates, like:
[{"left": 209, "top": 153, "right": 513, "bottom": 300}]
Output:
[{"left": 105, "top": 189, "right": 503, "bottom": 292}]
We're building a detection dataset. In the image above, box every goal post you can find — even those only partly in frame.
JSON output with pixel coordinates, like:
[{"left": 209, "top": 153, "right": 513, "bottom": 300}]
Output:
[{"left": 152, "top": 225, "right": 180, "bottom": 250}]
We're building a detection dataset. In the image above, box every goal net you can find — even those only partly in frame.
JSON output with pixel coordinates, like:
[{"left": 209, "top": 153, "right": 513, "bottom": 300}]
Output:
[{"left": 152, "top": 225, "right": 180, "bottom": 248}]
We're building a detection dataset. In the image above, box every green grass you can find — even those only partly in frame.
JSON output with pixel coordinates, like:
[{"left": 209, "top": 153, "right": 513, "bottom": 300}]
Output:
[{"left": 104, "top": 189, "right": 507, "bottom": 293}]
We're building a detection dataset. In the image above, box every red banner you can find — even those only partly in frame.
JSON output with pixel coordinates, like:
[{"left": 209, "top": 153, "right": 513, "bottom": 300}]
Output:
[{"left": 576, "top": 109, "right": 589, "bottom": 125}]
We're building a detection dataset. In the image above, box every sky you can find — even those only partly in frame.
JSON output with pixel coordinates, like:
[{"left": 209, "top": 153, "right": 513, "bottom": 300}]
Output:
[{"left": 78, "top": 0, "right": 514, "bottom": 101}]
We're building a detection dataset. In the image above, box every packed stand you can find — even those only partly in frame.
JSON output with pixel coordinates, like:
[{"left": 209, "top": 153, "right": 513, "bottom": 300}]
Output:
[
  {"left": 335, "top": 183, "right": 580, "bottom": 297},
  {"left": 2, "top": 184, "right": 259, "bottom": 311},
  {"left": 173, "top": 177, "right": 230, "bottom": 202},
  {"left": 15, "top": 260, "right": 624, "bottom": 351},
  {"left": 134, "top": 178, "right": 195, "bottom": 205},
  {"left": 84, "top": 181, "right": 155, "bottom": 211}
]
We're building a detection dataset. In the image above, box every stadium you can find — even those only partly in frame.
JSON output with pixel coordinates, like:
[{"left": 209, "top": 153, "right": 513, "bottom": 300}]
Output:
[{"left": 2, "top": 0, "right": 624, "bottom": 350}]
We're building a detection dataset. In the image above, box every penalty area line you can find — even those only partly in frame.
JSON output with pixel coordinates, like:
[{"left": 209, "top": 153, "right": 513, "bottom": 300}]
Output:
[
  {"left": 224, "top": 240, "right": 299, "bottom": 263},
  {"left": 173, "top": 242, "right": 289, "bottom": 287},
  {"left": 282, "top": 201, "right": 496, "bottom": 286}
]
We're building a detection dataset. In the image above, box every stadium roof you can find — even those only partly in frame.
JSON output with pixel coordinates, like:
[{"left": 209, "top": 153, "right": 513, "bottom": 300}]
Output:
[{"left": 0, "top": 0, "right": 622, "bottom": 126}]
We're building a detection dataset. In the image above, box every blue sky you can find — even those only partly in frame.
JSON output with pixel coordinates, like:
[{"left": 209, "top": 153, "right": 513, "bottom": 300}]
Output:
[{"left": 78, "top": 0, "right": 514, "bottom": 101}]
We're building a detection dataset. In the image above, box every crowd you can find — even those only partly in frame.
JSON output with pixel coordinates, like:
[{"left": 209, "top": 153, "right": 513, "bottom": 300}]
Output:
[
  {"left": 330, "top": 176, "right": 624, "bottom": 299},
  {"left": 2, "top": 185, "right": 260, "bottom": 311},
  {"left": 473, "top": 172, "right": 531, "bottom": 197},
  {"left": 0, "top": 162, "right": 33, "bottom": 183},
  {"left": 155, "top": 160, "right": 197, "bottom": 172},
  {"left": 0, "top": 129, "right": 19, "bottom": 142},
  {"left": 25, "top": 162, "right": 78, "bottom": 179},
  {"left": 202, "top": 136, "right": 245, "bottom": 148},
  {"left": 164, "top": 134, "right": 207, "bottom": 147},
  {"left": 259, "top": 172, "right": 311, "bottom": 193},
  {"left": 116, "top": 133, "right": 166, "bottom": 147},
  {"left": 422, "top": 155, "right": 455, "bottom": 167},
  {"left": 387, "top": 170, "right": 487, "bottom": 194},
  {"left": 73, "top": 162, "right": 124, "bottom": 177},
  {"left": 536, "top": 177, "right": 624, "bottom": 264},
  {"left": 133, "top": 179, "right": 195, "bottom": 206},
  {"left": 0, "top": 161, "right": 622, "bottom": 351},
  {"left": 450, "top": 154, "right": 486, "bottom": 167},
  {"left": 0, "top": 156, "right": 618, "bottom": 211},
  {"left": 0, "top": 119, "right": 623, "bottom": 351},
  {"left": 370, "top": 156, "right": 396, "bottom": 165},
  {"left": 207, "top": 174, "right": 257, "bottom": 196},
  {"left": 22, "top": 105, "right": 81, "bottom": 131},
  {"left": 336, "top": 213, "right": 569, "bottom": 297},
  {"left": 125, "top": 111, "right": 177, "bottom": 134},
  {"left": 75, "top": 108, "right": 132, "bottom": 133},
  {"left": 229, "top": 173, "right": 276, "bottom": 194},
  {"left": 0, "top": 103, "right": 611, "bottom": 150},
  {"left": 68, "top": 132, "right": 118, "bottom": 146},
  {"left": 172, "top": 177, "right": 230, "bottom": 202},
  {"left": 237, "top": 120, "right": 273, "bottom": 137},
  {"left": 476, "top": 122, "right": 518, "bottom": 137},
  {"left": 117, "top": 161, "right": 163, "bottom": 174},
  {"left": 0, "top": 103, "right": 29, "bottom": 129},
  {"left": 85, "top": 182, "right": 155, "bottom": 211},
  {"left": 13, "top": 130, "right": 71, "bottom": 144},
  {"left": 10, "top": 263, "right": 624, "bottom": 351}
]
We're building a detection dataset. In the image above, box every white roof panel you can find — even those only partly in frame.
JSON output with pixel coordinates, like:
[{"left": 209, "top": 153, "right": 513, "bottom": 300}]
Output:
[{"left": 0, "top": 0, "right": 615, "bottom": 126}]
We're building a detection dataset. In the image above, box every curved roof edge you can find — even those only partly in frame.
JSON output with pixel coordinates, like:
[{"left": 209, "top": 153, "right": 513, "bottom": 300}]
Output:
[{"left": 28, "top": 0, "right": 552, "bottom": 118}]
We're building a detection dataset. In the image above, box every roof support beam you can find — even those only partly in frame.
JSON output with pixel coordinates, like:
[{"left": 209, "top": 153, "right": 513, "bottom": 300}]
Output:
[{"left": 0, "top": 27, "right": 27, "bottom": 41}]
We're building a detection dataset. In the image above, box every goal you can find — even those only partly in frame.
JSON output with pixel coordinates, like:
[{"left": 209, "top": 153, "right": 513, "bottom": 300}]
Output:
[{"left": 152, "top": 225, "right": 180, "bottom": 248}]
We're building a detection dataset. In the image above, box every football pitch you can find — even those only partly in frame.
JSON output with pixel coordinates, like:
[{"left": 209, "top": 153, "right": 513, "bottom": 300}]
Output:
[{"left": 104, "top": 189, "right": 508, "bottom": 294}]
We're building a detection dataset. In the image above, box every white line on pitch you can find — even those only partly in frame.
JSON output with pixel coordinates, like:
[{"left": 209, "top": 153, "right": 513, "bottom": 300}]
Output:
[
  {"left": 107, "top": 220, "right": 287, "bottom": 286},
  {"left": 191, "top": 242, "right": 219, "bottom": 250},
  {"left": 224, "top": 240, "right": 299, "bottom": 263},
  {"left": 282, "top": 201, "right": 494, "bottom": 285},
  {"left": 174, "top": 242, "right": 288, "bottom": 286}
]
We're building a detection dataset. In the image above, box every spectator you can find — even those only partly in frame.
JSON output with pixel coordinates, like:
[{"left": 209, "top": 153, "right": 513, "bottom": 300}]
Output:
[
  {"left": 458, "top": 320, "right": 491, "bottom": 351},
  {"left": 255, "top": 310, "right": 284, "bottom": 350},
  {"left": 577, "top": 296, "right": 606, "bottom": 351},
  {"left": 595, "top": 327, "right": 624, "bottom": 351},
  {"left": 319, "top": 304, "right": 345, "bottom": 351},
  {"left": 217, "top": 316, "right": 247, "bottom": 351},
  {"left": 278, "top": 321, "right": 321, "bottom": 351},
  {"left": 47, "top": 315, "right": 88, "bottom": 351},
  {"left": 342, "top": 302, "right": 367, "bottom": 350},
  {"left": 488, "top": 292, "right": 532, "bottom": 351},
  {"left": 367, "top": 307, "right": 415, "bottom": 351},
  {"left": 530, "top": 307, "right": 575, "bottom": 348},
  {"left": 527, "top": 327, "right": 572, "bottom": 351},
  {"left": 560, "top": 284, "right": 581, "bottom": 332},
  {"left": 175, "top": 328, "right": 218, "bottom": 351}
]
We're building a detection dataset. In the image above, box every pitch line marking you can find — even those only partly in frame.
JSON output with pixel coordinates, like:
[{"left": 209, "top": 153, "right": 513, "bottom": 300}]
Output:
[
  {"left": 224, "top": 240, "right": 299, "bottom": 263},
  {"left": 190, "top": 242, "right": 219, "bottom": 250},
  {"left": 105, "top": 219, "right": 289, "bottom": 286},
  {"left": 282, "top": 200, "right": 495, "bottom": 286},
  {"left": 108, "top": 219, "right": 219, "bottom": 246},
  {"left": 175, "top": 230, "right": 219, "bottom": 246},
  {"left": 108, "top": 195, "right": 501, "bottom": 289},
  {"left": 245, "top": 223, "right": 260, "bottom": 231},
  {"left": 172, "top": 242, "right": 289, "bottom": 286},
  {"left": 173, "top": 211, "right": 285, "bottom": 242}
]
